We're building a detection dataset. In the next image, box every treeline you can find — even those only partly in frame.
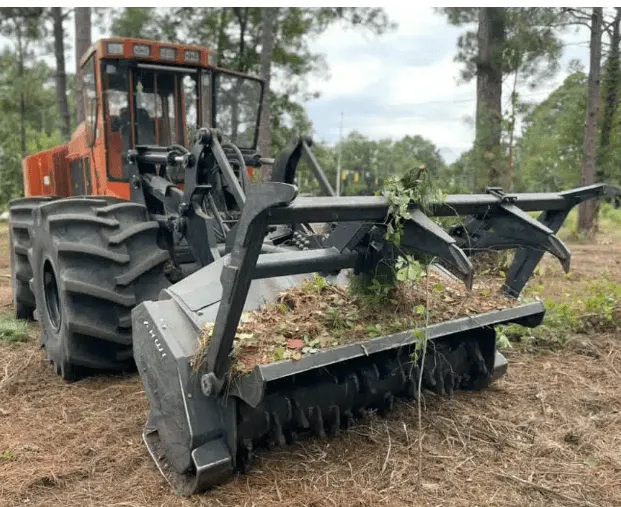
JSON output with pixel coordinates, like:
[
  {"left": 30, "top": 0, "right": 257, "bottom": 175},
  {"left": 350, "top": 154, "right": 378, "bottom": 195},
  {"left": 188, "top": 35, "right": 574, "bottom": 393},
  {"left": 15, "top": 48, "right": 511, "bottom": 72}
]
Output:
[{"left": 1, "top": 7, "right": 621, "bottom": 237}]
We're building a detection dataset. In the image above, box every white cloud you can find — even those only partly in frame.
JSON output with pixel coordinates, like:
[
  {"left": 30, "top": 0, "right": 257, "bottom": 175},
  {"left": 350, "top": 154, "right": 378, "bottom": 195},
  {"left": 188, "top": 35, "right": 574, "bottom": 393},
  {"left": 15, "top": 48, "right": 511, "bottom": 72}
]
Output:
[
  {"left": 385, "top": 54, "right": 474, "bottom": 107},
  {"left": 319, "top": 57, "right": 384, "bottom": 100}
]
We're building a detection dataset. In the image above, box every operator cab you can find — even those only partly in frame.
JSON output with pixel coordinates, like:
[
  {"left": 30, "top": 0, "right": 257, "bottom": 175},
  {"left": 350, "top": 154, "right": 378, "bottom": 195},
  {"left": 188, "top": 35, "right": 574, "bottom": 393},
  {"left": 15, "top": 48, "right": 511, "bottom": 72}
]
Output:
[{"left": 80, "top": 38, "right": 263, "bottom": 182}]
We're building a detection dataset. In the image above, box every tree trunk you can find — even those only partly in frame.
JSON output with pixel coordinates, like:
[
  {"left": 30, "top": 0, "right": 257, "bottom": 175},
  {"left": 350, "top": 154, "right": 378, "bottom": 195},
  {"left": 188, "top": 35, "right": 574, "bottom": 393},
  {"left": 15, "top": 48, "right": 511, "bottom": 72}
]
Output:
[
  {"left": 593, "top": 7, "right": 621, "bottom": 231},
  {"left": 16, "top": 25, "right": 26, "bottom": 194},
  {"left": 52, "top": 7, "right": 71, "bottom": 140},
  {"left": 258, "top": 7, "right": 276, "bottom": 177},
  {"left": 74, "top": 7, "right": 92, "bottom": 125},
  {"left": 474, "top": 7, "right": 505, "bottom": 189},
  {"left": 578, "top": 7, "right": 603, "bottom": 236},
  {"left": 506, "top": 68, "right": 520, "bottom": 190},
  {"left": 216, "top": 8, "right": 228, "bottom": 67}
]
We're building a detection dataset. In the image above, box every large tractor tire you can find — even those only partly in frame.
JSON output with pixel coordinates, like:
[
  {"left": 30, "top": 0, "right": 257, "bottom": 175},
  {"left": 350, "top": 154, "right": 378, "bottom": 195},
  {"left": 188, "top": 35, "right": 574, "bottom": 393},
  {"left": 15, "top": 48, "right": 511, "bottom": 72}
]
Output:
[
  {"left": 8, "top": 196, "right": 59, "bottom": 320},
  {"left": 29, "top": 197, "right": 172, "bottom": 380}
]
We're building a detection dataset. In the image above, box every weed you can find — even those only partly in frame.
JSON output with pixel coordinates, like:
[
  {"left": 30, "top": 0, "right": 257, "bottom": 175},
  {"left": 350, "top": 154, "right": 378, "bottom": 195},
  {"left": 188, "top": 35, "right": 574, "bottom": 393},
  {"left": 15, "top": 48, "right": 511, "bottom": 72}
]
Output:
[
  {"left": 497, "top": 277, "right": 621, "bottom": 350},
  {"left": 0, "top": 313, "right": 30, "bottom": 343},
  {"left": 1, "top": 449, "right": 15, "bottom": 460}
]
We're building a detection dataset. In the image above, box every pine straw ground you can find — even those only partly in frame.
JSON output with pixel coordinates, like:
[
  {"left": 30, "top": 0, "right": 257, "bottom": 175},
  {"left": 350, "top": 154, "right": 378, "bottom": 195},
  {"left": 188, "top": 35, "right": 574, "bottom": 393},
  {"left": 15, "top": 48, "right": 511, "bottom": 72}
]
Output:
[{"left": 1, "top": 226, "right": 621, "bottom": 507}]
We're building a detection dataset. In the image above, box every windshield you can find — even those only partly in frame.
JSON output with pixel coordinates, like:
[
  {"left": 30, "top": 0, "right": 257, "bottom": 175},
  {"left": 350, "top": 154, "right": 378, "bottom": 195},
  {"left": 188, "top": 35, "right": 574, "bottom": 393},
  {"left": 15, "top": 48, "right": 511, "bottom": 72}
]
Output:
[
  {"left": 131, "top": 67, "right": 202, "bottom": 148},
  {"left": 101, "top": 60, "right": 262, "bottom": 180},
  {"left": 214, "top": 72, "right": 262, "bottom": 149}
]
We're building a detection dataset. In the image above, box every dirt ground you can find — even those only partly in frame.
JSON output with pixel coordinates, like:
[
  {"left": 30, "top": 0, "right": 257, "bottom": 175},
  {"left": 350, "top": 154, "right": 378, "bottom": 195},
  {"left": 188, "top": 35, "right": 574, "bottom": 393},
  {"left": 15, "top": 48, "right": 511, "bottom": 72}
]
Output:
[{"left": 1, "top": 223, "right": 621, "bottom": 507}]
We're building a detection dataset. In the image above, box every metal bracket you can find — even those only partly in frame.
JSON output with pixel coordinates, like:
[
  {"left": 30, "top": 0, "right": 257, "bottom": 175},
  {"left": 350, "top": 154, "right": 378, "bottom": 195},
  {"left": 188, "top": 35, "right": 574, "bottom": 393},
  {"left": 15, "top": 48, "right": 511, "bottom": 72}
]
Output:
[
  {"left": 203, "top": 182, "right": 298, "bottom": 385},
  {"left": 453, "top": 201, "right": 571, "bottom": 273},
  {"left": 399, "top": 209, "right": 474, "bottom": 289},
  {"left": 503, "top": 184, "right": 621, "bottom": 297}
]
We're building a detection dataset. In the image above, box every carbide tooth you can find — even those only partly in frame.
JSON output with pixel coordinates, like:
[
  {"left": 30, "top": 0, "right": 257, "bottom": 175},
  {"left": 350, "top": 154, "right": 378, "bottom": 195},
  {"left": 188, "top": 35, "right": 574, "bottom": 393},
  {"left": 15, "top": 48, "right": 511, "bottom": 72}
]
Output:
[
  {"left": 423, "top": 362, "right": 437, "bottom": 388},
  {"left": 293, "top": 400, "right": 309, "bottom": 429},
  {"left": 360, "top": 365, "right": 380, "bottom": 395},
  {"left": 284, "top": 397, "right": 293, "bottom": 422},
  {"left": 270, "top": 412, "right": 286, "bottom": 446},
  {"left": 341, "top": 410, "right": 354, "bottom": 429},
  {"left": 238, "top": 438, "right": 253, "bottom": 474},
  {"left": 445, "top": 371, "right": 455, "bottom": 397},
  {"left": 327, "top": 405, "right": 340, "bottom": 436},
  {"left": 406, "top": 364, "right": 420, "bottom": 399},
  {"left": 468, "top": 341, "right": 489, "bottom": 377},
  {"left": 378, "top": 393, "right": 394, "bottom": 417},
  {"left": 308, "top": 406, "right": 325, "bottom": 438},
  {"left": 434, "top": 366, "right": 445, "bottom": 395},
  {"left": 286, "top": 430, "right": 298, "bottom": 445}
]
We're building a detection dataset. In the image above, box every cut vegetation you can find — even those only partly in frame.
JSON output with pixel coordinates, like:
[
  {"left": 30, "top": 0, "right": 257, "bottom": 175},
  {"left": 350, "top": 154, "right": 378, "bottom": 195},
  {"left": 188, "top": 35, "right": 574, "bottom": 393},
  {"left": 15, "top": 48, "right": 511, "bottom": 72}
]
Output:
[{"left": 196, "top": 269, "right": 521, "bottom": 375}]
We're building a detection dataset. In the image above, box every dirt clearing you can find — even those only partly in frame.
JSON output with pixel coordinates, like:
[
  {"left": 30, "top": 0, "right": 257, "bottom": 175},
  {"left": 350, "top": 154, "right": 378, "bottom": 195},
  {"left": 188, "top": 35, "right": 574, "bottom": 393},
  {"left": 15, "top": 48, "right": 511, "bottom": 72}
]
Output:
[{"left": 1, "top": 226, "right": 621, "bottom": 507}]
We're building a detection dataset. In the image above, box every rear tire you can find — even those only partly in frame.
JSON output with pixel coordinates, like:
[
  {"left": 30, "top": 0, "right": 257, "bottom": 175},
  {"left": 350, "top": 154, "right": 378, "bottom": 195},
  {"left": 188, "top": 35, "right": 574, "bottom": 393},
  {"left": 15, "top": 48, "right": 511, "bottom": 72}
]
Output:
[
  {"left": 29, "top": 197, "right": 171, "bottom": 380},
  {"left": 8, "top": 196, "right": 58, "bottom": 320}
]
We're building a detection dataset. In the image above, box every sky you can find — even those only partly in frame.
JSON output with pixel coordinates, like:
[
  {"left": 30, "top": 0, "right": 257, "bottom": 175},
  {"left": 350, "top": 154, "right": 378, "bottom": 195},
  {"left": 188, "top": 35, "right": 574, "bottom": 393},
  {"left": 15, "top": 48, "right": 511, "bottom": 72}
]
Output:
[
  {"left": 302, "top": 6, "right": 592, "bottom": 163},
  {"left": 1, "top": 6, "right": 594, "bottom": 164}
]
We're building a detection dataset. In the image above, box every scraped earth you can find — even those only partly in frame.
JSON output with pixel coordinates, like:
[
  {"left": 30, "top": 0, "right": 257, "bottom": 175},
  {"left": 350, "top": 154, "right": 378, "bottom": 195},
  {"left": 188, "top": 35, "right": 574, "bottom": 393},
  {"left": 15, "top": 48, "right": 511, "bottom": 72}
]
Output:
[{"left": 1, "top": 224, "right": 621, "bottom": 507}]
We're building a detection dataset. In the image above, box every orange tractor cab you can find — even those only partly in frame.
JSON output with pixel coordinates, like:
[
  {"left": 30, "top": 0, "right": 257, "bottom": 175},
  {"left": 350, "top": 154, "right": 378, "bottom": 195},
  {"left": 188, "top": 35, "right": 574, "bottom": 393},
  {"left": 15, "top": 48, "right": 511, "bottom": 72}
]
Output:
[{"left": 22, "top": 37, "right": 263, "bottom": 200}]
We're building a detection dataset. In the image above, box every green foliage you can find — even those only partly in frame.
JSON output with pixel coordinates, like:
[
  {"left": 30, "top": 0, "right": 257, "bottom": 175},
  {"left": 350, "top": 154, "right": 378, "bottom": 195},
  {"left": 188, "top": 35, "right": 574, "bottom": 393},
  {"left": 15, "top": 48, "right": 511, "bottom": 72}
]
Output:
[
  {"left": 0, "top": 449, "right": 15, "bottom": 460},
  {"left": 440, "top": 8, "right": 568, "bottom": 87},
  {"left": 348, "top": 168, "right": 440, "bottom": 309},
  {"left": 0, "top": 51, "right": 61, "bottom": 205},
  {"left": 0, "top": 313, "right": 31, "bottom": 343},
  {"left": 0, "top": 8, "right": 46, "bottom": 42},
  {"left": 498, "top": 278, "right": 621, "bottom": 350},
  {"left": 513, "top": 72, "right": 588, "bottom": 192},
  {"left": 383, "top": 166, "right": 445, "bottom": 245},
  {"left": 301, "top": 272, "right": 329, "bottom": 294}
]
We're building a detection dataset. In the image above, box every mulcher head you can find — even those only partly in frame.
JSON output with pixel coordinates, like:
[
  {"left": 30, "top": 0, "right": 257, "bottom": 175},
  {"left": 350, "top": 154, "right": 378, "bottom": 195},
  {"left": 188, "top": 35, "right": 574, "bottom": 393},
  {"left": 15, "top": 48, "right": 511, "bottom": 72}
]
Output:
[{"left": 133, "top": 181, "right": 620, "bottom": 495}]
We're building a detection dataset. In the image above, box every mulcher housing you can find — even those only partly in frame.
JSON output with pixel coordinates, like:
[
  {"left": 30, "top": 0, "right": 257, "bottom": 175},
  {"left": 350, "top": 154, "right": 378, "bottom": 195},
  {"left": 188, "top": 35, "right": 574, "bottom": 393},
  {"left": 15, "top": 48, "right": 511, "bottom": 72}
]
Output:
[{"left": 9, "top": 37, "right": 621, "bottom": 498}]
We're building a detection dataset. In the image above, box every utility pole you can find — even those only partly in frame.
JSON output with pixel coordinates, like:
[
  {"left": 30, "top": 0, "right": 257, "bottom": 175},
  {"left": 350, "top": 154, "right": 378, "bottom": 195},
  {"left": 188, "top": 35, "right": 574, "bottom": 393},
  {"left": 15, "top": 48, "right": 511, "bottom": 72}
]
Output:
[{"left": 336, "top": 110, "right": 344, "bottom": 196}]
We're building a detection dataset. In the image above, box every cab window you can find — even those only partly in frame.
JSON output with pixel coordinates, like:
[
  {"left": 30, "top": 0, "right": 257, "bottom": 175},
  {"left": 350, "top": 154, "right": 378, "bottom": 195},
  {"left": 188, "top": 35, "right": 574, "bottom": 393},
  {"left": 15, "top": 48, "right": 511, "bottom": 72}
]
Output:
[
  {"left": 102, "top": 61, "right": 130, "bottom": 180},
  {"left": 82, "top": 55, "right": 98, "bottom": 145}
]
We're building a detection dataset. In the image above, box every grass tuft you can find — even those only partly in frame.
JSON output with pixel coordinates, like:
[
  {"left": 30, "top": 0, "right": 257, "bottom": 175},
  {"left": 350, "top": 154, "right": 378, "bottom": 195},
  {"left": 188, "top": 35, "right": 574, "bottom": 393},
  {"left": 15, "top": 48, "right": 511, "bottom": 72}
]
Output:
[{"left": 0, "top": 312, "right": 30, "bottom": 343}]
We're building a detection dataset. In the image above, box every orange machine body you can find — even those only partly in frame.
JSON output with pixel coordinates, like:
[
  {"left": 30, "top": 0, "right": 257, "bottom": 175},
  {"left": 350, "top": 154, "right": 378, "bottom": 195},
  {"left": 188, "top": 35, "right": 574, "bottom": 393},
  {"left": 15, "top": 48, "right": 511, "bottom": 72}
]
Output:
[{"left": 22, "top": 37, "right": 259, "bottom": 201}]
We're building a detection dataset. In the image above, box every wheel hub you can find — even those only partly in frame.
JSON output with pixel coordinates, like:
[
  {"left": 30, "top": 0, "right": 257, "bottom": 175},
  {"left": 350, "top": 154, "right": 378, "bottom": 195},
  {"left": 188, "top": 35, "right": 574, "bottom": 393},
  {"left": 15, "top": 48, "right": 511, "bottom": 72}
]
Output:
[{"left": 43, "top": 260, "right": 61, "bottom": 331}]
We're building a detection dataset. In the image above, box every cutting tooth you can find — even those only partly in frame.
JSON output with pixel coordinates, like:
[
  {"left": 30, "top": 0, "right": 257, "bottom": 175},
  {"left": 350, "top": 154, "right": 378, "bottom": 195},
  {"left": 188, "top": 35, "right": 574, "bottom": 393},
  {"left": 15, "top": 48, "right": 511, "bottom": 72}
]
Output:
[
  {"left": 270, "top": 412, "right": 286, "bottom": 446},
  {"left": 293, "top": 399, "right": 309, "bottom": 429},
  {"left": 445, "top": 370, "right": 455, "bottom": 397},
  {"left": 468, "top": 341, "right": 489, "bottom": 377},
  {"left": 284, "top": 397, "right": 293, "bottom": 422},
  {"left": 341, "top": 410, "right": 355, "bottom": 429},
  {"left": 423, "top": 361, "right": 437, "bottom": 388},
  {"left": 327, "top": 405, "right": 340, "bottom": 437},
  {"left": 434, "top": 365, "right": 446, "bottom": 395},
  {"left": 378, "top": 393, "right": 394, "bottom": 417},
  {"left": 406, "top": 364, "right": 420, "bottom": 399},
  {"left": 309, "top": 406, "right": 326, "bottom": 438},
  {"left": 360, "top": 364, "right": 380, "bottom": 395},
  {"left": 238, "top": 439, "right": 253, "bottom": 474}
]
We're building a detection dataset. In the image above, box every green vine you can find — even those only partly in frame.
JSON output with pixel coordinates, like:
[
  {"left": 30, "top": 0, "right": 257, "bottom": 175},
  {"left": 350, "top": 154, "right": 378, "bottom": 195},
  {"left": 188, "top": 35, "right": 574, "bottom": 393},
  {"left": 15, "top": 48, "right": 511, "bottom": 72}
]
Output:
[{"left": 382, "top": 166, "right": 446, "bottom": 246}]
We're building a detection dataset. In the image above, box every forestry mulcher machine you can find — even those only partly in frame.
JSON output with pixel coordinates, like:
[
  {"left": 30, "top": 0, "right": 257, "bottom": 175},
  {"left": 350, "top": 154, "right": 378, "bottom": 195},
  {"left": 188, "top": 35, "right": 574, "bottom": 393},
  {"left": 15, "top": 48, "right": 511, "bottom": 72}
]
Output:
[{"left": 9, "top": 37, "right": 620, "bottom": 495}]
